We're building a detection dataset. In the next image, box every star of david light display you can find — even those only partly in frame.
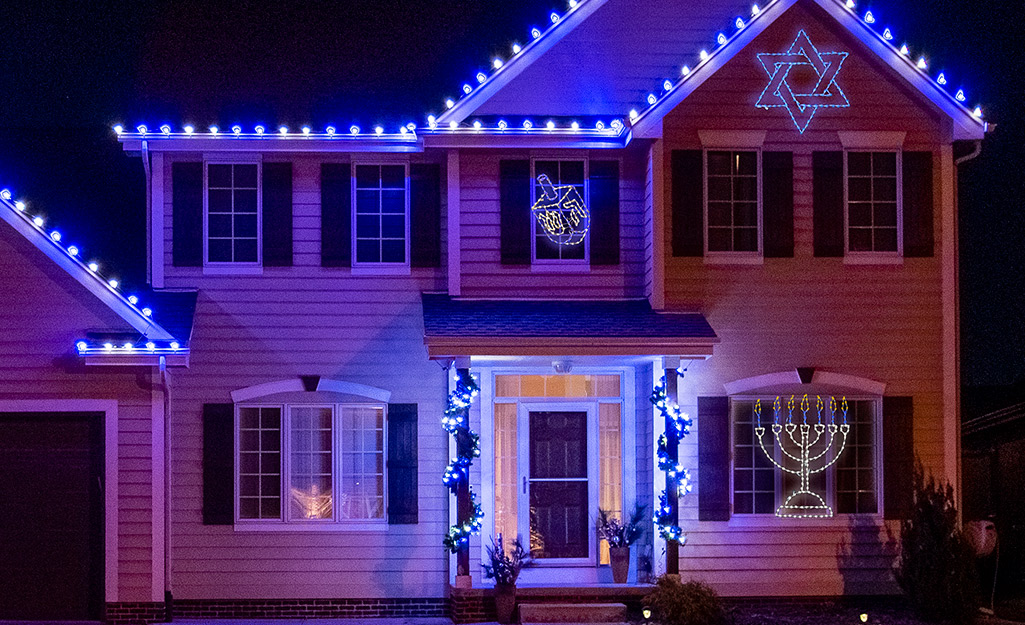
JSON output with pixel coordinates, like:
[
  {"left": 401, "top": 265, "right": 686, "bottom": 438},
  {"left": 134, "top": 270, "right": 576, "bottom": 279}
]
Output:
[
  {"left": 531, "top": 174, "right": 590, "bottom": 246},
  {"left": 756, "top": 30, "right": 850, "bottom": 133}
]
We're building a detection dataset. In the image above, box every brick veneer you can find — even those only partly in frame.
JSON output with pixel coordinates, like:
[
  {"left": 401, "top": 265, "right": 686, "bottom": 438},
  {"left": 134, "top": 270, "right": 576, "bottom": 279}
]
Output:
[
  {"left": 172, "top": 598, "right": 449, "bottom": 619},
  {"left": 105, "top": 602, "right": 166, "bottom": 625}
]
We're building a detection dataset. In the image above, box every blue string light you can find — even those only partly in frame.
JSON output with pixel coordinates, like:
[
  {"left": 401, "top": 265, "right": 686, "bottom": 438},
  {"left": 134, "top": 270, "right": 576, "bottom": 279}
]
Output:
[
  {"left": 650, "top": 376, "right": 693, "bottom": 544},
  {"left": 441, "top": 370, "right": 484, "bottom": 553}
]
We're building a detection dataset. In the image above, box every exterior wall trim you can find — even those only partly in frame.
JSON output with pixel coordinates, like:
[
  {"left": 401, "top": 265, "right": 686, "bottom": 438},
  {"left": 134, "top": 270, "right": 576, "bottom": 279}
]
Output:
[
  {"left": 838, "top": 131, "right": 907, "bottom": 149},
  {"left": 230, "top": 378, "right": 392, "bottom": 403},
  {"left": 0, "top": 399, "right": 120, "bottom": 603},
  {"left": 723, "top": 370, "right": 886, "bottom": 395},
  {"left": 698, "top": 130, "right": 768, "bottom": 149}
]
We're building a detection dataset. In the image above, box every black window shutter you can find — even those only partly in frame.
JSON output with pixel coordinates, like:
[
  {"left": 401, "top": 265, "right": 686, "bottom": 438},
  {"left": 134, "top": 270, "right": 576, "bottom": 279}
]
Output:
[
  {"left": 813, "top": 151, "right": 845, "bottom": 257},
  {"left": 589, "top": 160, "right": 621, "bottom": 266},
  {"left": 387, "top": 403, "right": 419, "bottom": 524},
  {"left": 411, "top": 163, "right": 442, "bottom": 268},
  {"left": 903, "top": 152, "right": 934, "bottom": 258},
  {"left": 262, "top": 162, "right": 294, "bottom": 267},
  {"left": 698, "top": 396, "right": 731, "bottom": 521},
  {"left": 671, "top": 150, "right": 704, "bottom": 257},
  {"left": 320, "top": 163, "right": 351, "bottom": 267},
  {"left": 172, "top": 161, "right": 203, "bottom": 267},
  {"left": 762, "top": 152, "right": 794, "bottom": 258},
  {"left": 883, "top": 396, "right": 914, "bottom": 520},
  {"left": 500, "top": 160, "right": 531, "bottom": 265},
  {"left": 203, "top": 403, "right": 235, "bottom": 525}
]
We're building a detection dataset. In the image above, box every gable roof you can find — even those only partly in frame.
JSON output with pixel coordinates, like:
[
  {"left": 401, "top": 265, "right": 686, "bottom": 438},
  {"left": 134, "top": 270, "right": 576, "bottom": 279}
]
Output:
[
  {"left": 0, "top": 186, "right": 192, "bottom": 362},
  {"left": 439, "top": 0, "right": 988, "bottom": 141}
]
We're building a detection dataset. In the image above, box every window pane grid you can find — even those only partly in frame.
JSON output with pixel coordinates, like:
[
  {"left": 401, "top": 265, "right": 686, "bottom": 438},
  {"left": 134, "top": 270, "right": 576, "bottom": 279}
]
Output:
[
  {"left": 731, "top": 402, "right": 775, "bottom": 515},
  {"left": 238, "top": 407, "right": 281, "bottom": 519},
  {"left": 836, "top": 401, "right": 878, "bottom": 514},
  {"left": 493, "top": 374, "right": 621, "bottom": 398},
  {"left": 208, "top": 163, "right": 258, "bottom": 263},
  {"left": 355, "top": 165, "right": 407, "bottom": 264},
  {"left": 707, "top": 151, "right": 758, "bottom": 253},
  {"left": 847, "top": 151, "right": 899, "bottom": 253},
  {"left": 289, "top": 407, "right": 333, "bottom": 520},
  {"left": 340, "top": 406, "right": 385, "bottom": 520},
  {"left": 533, "top": 160, "right": 587, "bottom": 261}
]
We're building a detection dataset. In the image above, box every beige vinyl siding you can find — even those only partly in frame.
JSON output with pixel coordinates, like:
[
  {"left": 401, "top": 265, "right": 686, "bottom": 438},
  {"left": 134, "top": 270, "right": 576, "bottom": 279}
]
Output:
[
  {"left": 0, "top": 224, "right": 160, "bottom": 602},
  {"left": 657, "top": 4, "right": 952, "bottom": 595},
  {"left": 159, "top": 152, "right": 452, "bottom": 599},
  {"left": 457, "top": 147, "right": 648, "bottom": 299}
]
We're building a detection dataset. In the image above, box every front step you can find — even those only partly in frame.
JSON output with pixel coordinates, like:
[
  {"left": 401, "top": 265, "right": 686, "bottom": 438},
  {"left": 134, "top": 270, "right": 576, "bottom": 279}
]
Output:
[{"left": 519, "top": 602, "right": 628, "bottom": 624}]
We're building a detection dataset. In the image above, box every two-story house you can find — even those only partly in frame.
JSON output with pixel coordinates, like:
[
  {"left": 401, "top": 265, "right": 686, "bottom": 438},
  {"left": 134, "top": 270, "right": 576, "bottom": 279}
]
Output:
[{"left": 0, "top": 0, "right": 989, "bottom": 623}]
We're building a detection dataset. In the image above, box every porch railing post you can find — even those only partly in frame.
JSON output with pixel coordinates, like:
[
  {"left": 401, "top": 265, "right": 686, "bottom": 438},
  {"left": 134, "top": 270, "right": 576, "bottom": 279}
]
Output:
[
  {"left": 664, "top": 364, "right": 680, "bottom": 576},
  {"left": 455, "top": 366, "right": 472, "bottom": 579}
]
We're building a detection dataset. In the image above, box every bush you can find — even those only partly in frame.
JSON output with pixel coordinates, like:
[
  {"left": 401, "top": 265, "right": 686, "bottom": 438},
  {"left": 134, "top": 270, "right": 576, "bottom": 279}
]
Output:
[
  {"left": 644, "top": 576, "right": 728, "bottom": 625},
  {"left": 894, "top": 463, "right": 979, "bottom": 624}
]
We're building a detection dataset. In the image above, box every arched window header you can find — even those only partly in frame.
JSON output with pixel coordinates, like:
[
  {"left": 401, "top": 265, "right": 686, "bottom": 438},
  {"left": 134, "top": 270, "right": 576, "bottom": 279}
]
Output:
[
  {"left": 723, "top": 368, "right": 885, "bottom": 396},
  {"left": 230, "top": 377, "right": 392, "bottom": 403}
]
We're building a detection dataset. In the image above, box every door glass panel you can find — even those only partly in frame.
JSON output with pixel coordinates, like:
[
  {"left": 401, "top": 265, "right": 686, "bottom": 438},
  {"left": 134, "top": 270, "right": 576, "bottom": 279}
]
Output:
[
  {"left": 494, "top": 403, "right": 518, "bottom": 544},
  {"left": 529, "top": 411, "right": 588, "bottom": 559}
]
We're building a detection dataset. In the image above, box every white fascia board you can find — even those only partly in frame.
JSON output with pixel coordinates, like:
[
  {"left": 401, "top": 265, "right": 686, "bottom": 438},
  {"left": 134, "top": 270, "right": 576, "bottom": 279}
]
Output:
[
  {"left": 84, "top": 352, "right": 190, "bottom": 367},
  {"left": 436, "top": 0, "right": 611, "bottom": 125},
  {"left": 422, "top": 130, "right": 629, "bottom": 150},
  {"left": 812, "top": 0, "right": 986, "bottom": 140},
  {"left": 119, "top": 137, "right": 424, "bottom": 154},
  {"left": 0, "top": 197, "right": 176, "bottom": 341},
  {"left": 631, "top": 0, "right": 798, "bottom": 138}
]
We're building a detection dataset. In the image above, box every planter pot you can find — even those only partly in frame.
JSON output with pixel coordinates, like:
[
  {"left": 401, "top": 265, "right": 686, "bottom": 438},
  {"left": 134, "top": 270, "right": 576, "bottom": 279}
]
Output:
[
  {"left": 610, "top": 546, "right": 631, "bottom": 583},
  {"left": 494, "top": 582, "right": 517, "bottom": 624}
]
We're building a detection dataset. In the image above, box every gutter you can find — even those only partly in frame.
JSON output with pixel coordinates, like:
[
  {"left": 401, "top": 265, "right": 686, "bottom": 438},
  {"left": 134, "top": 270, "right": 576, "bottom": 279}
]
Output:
[{"left": 160, "top": 356, "right": 173, "bottom": 621}]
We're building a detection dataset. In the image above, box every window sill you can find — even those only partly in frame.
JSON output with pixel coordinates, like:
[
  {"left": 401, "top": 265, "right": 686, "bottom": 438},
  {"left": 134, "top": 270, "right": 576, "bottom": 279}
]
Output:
[
  {"left": 724, "top": 513, "right": 885, "bottom": 529},
  {"left": 843, "top": 254, "right": 904, "bottom": 266},
  {"left": 704, "top": 253, "right": 764, "bottom": 266},
  {"left": 234, "top": 522, "right": 389, "bottom": 532},
  {"left": 350, "top": 264, "right": 412, "bottom": 276},
  {"left": 203, "top": 264, "right": 265, "bottom": 275},
  {"left": 529, "top": 262, "right": 591, "bottom": 273}
]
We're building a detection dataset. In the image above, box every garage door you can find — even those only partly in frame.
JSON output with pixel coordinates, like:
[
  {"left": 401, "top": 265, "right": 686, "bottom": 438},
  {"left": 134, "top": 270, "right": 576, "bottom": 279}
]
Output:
[{"left": 0, "top": 412, "right": 104, "bottom": 621}]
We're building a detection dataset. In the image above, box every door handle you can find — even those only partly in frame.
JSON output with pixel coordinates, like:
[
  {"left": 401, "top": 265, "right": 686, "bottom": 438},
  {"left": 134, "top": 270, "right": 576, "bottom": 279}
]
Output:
[{"left": 523, "top": 476, "right": 527, "bottom": 494}]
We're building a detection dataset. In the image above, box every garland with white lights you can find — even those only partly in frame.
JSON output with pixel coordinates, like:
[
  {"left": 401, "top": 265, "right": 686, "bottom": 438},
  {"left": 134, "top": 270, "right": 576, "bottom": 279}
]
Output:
[
  {"left": 650, "top": 377, "right": 693, "bottom": 544},
  {"left": 441, "top": 370, "right": 484, "bottom": 553}
]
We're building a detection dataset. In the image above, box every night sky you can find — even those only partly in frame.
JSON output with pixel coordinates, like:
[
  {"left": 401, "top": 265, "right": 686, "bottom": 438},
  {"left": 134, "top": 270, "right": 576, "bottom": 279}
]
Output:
[{"left": 0, "top": 1, "right": 1021, "bottom": 388}]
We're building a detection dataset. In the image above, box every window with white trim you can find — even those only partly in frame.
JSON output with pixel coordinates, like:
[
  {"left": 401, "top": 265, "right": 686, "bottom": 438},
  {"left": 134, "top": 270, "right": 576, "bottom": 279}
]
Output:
[
  {"left": 846, "top": 151, "right": 900, "bottom": 254},
  {"left": 237, "top": 403, "right": 386, "bottom": 524},
  {"left": 207, "top": 163, "right": 260, "bottom": 264},
  {"left": 531, "top": 159, "right": 588, "bottom": 262},
  {"left": 706, "top": 150, "right": 760, "bottom": 253},
  {"left": 731, "top": 398, "right": 880, "bottom": 516},
  {"left": 353, "top": 164, "right": 408, "bottom": 265}
]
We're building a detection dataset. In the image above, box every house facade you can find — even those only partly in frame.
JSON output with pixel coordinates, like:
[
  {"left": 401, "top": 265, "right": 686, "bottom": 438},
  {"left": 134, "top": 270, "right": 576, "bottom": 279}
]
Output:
[{"left": 0, "top": 0, "right": 989, "bottom": 623}]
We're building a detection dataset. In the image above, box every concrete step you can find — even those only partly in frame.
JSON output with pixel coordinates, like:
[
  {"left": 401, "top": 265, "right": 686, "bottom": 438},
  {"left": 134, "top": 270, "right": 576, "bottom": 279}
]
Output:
[{"left": 519, "top": 602, "right": 628, "bottom": 624}]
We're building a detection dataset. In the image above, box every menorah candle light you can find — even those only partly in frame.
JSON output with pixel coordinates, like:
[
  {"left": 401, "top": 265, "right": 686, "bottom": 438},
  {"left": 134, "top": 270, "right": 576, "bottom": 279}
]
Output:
[
  {"left": 531, "top": 174, "right": 590, "bottom": 246},
  {"left": 754, "top": 394, "right": 849, "bottom": 518}
]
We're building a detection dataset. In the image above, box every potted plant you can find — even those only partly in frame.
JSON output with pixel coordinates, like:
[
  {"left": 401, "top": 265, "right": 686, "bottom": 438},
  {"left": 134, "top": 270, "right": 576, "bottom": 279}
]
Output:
[
  {"left": 597, "top": 504, "right": 646, "bottom": 583},
  {"left": 483, "top": 534, "right": 531, "bottom": 624}
]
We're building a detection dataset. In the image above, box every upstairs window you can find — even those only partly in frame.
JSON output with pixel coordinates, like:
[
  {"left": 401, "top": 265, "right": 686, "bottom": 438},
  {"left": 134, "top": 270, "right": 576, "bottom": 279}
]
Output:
[
  {"left": 532, "top": 159, "right": 588, "bottom": 263},
  {"left": 846, "top": 151, "right": 900, "bottom": 254},
  {"left": 706, "top": 150, "right": 760, "bottom": 254},
  {"left": 206, "top": 163, "right": 260, "bottom": 264},
  {"left": 354, "top": 164, "right": 408, "bottom": 265}
]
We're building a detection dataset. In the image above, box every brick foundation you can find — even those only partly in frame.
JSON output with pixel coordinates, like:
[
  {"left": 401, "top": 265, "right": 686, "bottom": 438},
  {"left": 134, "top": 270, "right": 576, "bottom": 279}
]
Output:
[
  {"left": 172, "top": 597, "right": 449, "bottom": 619},
  {"left": 105, "top": 601, "right": 167, "bottom": 625}
]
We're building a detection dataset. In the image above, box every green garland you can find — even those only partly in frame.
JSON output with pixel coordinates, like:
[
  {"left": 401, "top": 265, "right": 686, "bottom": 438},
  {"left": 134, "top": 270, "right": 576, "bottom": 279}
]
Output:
[
  {"left": 650, "top": 377, "right": 693, "bottom": 544},
  {"left": 441, "top": 370, "right": 484, "bottom": 553}
]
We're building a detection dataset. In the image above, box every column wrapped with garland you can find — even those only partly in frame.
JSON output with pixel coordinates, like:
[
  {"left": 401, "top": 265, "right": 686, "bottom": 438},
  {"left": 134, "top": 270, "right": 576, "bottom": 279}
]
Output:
[
  {"left": 650, "top": 374, "right": 693, "bottom": 570},
  {"left": 441, "top": 368, "right": 483, "bottom": 576}
]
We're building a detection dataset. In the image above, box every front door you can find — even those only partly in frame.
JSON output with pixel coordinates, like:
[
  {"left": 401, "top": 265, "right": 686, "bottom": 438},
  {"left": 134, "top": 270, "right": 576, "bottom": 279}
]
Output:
[{"left": 520, "top": 407, "right": 596, "bottom": 563}]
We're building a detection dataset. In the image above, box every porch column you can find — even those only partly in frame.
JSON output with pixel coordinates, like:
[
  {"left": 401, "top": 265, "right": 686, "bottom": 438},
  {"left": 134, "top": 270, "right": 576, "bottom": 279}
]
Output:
[
  {"left": 662, "top": 357, "right": 680, "bottom": 576},
  {"left": 455, "top": 365, "right": 472, "bottom": 582}
]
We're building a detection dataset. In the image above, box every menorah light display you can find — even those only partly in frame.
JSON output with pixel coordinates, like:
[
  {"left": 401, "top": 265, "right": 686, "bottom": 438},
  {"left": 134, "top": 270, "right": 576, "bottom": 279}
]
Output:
[
  {"left": 754, "top": 395, "right": 850, "bottom": 519},
  {"left": 531, "top": 174, "right": 590, "bottom": 246}
]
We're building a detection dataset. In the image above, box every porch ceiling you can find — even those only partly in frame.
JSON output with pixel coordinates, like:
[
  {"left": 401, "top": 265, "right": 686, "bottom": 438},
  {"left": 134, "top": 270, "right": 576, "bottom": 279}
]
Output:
[{"left": 421, "top": 294, "right": 718, "bottom": 359}]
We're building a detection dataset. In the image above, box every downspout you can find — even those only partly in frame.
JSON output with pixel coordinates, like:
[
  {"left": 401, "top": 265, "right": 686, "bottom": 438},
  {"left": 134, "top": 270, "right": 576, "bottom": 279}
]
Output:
[
  {"left": 955, "top": 140, "right": 982, "bottom": 165},
  {"left": 142, "top": 141, "right": 152, "bottom": 285},
  {"left": 158, "top": 356, "right": 173, "bottom": 621}
]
